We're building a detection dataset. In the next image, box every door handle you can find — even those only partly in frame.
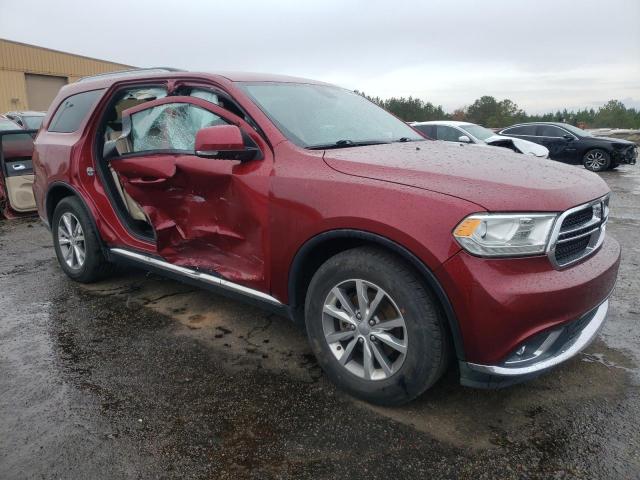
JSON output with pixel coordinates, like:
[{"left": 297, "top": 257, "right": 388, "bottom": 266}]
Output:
[
  {"left": 128, "top": 177, "right": 167, "bottom": 185},
  {"left": 11, "top": 163, "right": 26, "bottom": 171}
]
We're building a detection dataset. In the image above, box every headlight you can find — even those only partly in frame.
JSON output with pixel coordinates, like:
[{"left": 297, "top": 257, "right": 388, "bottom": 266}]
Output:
[{"left": 453, "top": 213, "right": 557, "bottom": 257}]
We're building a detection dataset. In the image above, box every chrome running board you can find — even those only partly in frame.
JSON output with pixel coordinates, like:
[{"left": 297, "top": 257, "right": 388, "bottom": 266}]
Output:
[{"left": 110, "top": 248, "right": 282, "bottom": 306}]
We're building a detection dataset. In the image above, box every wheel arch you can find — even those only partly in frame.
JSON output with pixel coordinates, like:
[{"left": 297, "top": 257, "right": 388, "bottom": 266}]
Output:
[
  {"left": 287, "top": 229, "right": 466, "bottom": 360},
  {"left": 45, "top": 181, "right": 108, "bottom": 255}
]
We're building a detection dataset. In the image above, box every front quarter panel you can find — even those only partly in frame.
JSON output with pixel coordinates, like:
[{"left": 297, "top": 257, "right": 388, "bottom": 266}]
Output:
[{"left": 268, "top": 142, "right": 483, "bottom": 303}]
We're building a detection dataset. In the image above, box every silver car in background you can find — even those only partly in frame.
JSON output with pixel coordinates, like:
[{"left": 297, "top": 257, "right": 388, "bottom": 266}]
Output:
[{"left": 411, "top": 120, "right": 549, "bottom": 158}]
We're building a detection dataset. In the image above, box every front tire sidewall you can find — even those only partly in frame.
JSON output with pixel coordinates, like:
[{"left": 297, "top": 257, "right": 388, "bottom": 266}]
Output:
[
  {"left": 305, "top": 249, "right": 445, "bottom": 405},
  {"left": 583, "top": 149, "right": 611, "bottom": 172}
]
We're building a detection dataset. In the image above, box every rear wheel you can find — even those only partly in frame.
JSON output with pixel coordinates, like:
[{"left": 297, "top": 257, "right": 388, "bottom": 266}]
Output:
[
  {"left": 52, "top": 196, "right": 114, "bottom": 283},
  {"left": 304, "top": 247, "right": 449, "bottom": 405},
  {"left": 583, "top": 149, "right": 610, "bottom": 172}
]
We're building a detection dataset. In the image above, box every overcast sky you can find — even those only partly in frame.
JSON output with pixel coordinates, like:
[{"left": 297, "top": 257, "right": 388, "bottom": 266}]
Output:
[{"left": 1, "top": 0, "right": 639, "bottom": 113}]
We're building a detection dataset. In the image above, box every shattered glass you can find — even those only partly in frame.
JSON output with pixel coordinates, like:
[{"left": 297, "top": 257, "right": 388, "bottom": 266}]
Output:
[{"left": 131, "top": 103, "right": 227, "bottom": 152}]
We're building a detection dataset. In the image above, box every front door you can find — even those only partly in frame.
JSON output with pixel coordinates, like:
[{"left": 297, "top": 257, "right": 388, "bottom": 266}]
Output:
[
  {"left": 536, "top": 125, "right": 576, "bottom": 162},
  {"left": 108, "top": 96, "right": 272, "bottom": 291}
]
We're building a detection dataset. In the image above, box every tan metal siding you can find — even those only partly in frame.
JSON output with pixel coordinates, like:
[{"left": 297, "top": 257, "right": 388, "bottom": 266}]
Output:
[
  {"left": 0, "top": 38, "right": 133, "bottom": 78},
  {"left": 25, "top": 74, "right": 68, "bottom": 111},
  {"left": 0, "top": 38, "right": 135, "bottom": 111},
  {"left": 0, "top": 70, "right": 29, "bottom": 112}
]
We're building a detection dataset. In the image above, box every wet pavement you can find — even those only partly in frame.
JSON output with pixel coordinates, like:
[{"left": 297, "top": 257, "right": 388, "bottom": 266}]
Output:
[{"left": 1, "top": 165, "right": 639, "bottom": 479}]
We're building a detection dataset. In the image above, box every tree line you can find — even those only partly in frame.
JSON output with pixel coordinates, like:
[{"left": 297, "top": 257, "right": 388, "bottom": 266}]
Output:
[{"left": 356, "top": 92, "right": 640, "bottom": 129}]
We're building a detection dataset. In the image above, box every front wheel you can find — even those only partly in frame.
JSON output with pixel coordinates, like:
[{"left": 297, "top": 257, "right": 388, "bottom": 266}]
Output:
[
  {"left": 583, "top": 149, "right": 610, "bottom": 172},
  {"left": 304, "top": 247, "right": 449, "bottom": 405}
]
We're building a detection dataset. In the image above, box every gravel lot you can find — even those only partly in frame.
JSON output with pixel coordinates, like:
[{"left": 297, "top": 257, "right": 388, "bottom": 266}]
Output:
[{"left": 1, "top": 165, "right": 638, "bottom": 479}]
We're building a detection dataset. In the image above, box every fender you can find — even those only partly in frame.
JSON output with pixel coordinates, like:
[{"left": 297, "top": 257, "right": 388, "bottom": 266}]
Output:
[
  {"left": 288, "top": 229, "right": 466, "bottom": 360},
  {"left": 45, "top": 181, "right": 110, "bottom": 258}
]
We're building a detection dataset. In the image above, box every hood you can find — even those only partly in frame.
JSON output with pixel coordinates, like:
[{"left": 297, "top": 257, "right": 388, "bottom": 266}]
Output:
[
  {"left": 323, "top": 141, "right": 609, "bottom": 212},
  {"left": 486, "top": 134, "right": 549, "bottom": 157},
  {"left": 591, "top": 136, "right": 636, "bottom": 146}
]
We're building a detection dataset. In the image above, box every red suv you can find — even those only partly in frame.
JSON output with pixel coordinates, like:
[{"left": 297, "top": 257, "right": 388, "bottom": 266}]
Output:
[{"left": 33, "top": 69, "right": 620, "bottom": 405}]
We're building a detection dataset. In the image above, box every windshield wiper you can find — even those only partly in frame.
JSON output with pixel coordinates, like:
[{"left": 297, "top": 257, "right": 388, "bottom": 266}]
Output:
[{"left": 307, "top": 139, "right": 390, "bottom": 150}]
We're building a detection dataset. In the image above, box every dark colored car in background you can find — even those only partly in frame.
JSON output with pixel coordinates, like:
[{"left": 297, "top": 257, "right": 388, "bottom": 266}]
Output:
[
  {"left": 498, "top": 122, "right": 638, "bottom": 172},
  {"left": 32, "top": 69, "right": 620, "bottom": 405},
  {"left": 3, "top": 111, "right": 46, "bottom": 130}
]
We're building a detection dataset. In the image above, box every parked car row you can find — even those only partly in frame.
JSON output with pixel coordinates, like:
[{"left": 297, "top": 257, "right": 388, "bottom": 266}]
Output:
[
  {"left": 411, "top": 121, "right": 550, "bottom": 158},
  {"left": 410, "top": 119, "right": 638, "bottom": 172},
  {"left": 28, "top": 69, "right": 621, "bottom": 405},
  {"left": 498, "top": 122, "right": 638, "bottom": 172}
]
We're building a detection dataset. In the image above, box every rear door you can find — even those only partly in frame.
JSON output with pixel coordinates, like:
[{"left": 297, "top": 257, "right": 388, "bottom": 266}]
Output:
[
  {"left": 500, "top": 125, "right": 538, "bottom": 142},
  {"left": 0, "top": 127, "right": 37, "bottom": 214},
  {"left": 108, "top": 96, "right": 273, "bottom": 290}
]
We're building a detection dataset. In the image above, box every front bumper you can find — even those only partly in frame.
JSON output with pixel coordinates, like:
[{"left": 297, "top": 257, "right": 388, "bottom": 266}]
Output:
[
  {"left": 435, "top": 233, "right": 620, "bottom": 389},
  {"left": 613, "top": 145, "right": 637, "bottom": 165},
  {"left": 459, "top": 299, "right": 609, "bottom": 388}
]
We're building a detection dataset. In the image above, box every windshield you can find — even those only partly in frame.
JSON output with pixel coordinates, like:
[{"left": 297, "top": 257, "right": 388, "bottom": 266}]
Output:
[
  {"left": 561, "top": 124, "right": 591, "bottom": 137},
  {"left": 23, "top": 116, "right": 44, "bottom": 129},
  {"left": 460, "top": 124, "right": 495, "bottom": 141},
  {"left": 240, "top": 82, "right": 423, "bottom": 148}
]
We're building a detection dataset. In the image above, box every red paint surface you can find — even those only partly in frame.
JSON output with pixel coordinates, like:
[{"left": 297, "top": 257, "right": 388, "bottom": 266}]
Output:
[
  {"left": 436, "top": 236, "right": 620, "bottom": 364},
  {"left": 33, "top": 72, "right": 620, "bottom": 365}
]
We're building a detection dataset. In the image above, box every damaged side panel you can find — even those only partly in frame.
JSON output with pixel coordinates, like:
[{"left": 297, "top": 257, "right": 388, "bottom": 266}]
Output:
[{"left": 109, "top": 97, "right": 271, "bottom": 290}]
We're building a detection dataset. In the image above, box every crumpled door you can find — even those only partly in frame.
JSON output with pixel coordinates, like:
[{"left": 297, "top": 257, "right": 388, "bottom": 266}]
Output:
[{"left": 109, "top": 96, "right": 272, "bottom": 291}]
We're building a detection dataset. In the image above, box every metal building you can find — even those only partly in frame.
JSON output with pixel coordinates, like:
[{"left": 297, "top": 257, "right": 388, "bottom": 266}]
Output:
[{"left": 0, "top": 38, "right": 134, "bottom": 113}]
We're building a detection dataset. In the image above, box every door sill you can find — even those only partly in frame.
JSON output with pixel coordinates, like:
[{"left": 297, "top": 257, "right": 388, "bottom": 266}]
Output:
[{"left": 109, "top": 248, "right": 283, "bottom": 306}]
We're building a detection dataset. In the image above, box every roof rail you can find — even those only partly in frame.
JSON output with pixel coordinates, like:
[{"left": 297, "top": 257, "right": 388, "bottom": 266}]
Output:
[{"left": 77, "top": 67, "right": 185, "bottom": 83}]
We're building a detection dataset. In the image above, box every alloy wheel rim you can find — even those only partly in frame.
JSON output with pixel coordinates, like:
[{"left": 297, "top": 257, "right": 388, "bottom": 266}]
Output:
[
  {"left": 58, "top": 212, "right": 86, "bottom": 269},
  {"left": 322, "top": 279, "right": 408, "bottom": 381},
  {"left": 585, "top": 151, "right": 605, "bottom": 170}
]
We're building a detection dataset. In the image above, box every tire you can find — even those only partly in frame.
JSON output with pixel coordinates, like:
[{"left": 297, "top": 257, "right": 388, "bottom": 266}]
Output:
[
  {"left": 304, "top": 247, "right": 449, "bottom": 405},
  {"left": 52, "top": 196, "right": 114, "bottom": 283},
  {"left": 583, "top": 148, "right": 611, "bottom": 172}
]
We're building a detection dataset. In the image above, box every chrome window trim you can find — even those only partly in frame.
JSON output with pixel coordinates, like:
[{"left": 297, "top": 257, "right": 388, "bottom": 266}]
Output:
[
  {"left": 545, "top": 194, "right": 610, "bottom": 269},
  {"left": 500, "top": 124, "right": 578, "bottom": 140}
]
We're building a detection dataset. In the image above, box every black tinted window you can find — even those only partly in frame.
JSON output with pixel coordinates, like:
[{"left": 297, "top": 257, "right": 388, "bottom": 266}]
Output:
[
  {"left": 437, "top": 125, "right": 463, "bottom": 142},
  {"left": 413, "top": 124, "right": 435, "bottom": 138},
  {"left": 502, "top": 125, "right": 537, "bottom": 136},
  {"left": 538, "top": 125, "right": 565, "bottom": 137},
  {"left": 48, "top": 89, "right": 104, "bottom": 133}
]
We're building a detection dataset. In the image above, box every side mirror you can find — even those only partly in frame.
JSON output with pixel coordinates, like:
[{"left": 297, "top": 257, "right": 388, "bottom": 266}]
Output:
[
  {"left": 195, "top": 125, "right": 244, "bottom": 153},
  {"left": 458, "top": 135, "right": 472, "bottom": 143},
  {"left": 195, "top": 125, "right": 260, "bottom": 161},
  {"left": 563, "top": 134, "right": 574, "bottom": 141}
]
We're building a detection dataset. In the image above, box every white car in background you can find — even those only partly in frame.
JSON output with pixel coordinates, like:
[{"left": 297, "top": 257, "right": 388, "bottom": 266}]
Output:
[{"left": 411, "top": 120, "right": 549, "bottom": 158}]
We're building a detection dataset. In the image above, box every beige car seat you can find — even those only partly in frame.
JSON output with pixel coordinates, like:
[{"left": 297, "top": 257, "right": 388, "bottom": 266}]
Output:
[{"left": 106, "top": 130, "right": 149, "bottom": 223}]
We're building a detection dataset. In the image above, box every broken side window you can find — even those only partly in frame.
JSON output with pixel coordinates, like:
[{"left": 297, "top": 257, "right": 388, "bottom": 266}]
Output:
[{"left": 130, "top": 103, "right": 228, "bottom": 153}]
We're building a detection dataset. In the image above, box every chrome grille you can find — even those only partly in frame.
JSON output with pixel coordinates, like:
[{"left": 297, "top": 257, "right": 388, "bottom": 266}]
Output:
[{"left": 547, "top": 195, "right": 609, "bottom": 268}]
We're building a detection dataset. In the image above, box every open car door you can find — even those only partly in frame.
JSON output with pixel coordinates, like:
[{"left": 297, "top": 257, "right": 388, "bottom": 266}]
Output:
[
  {"left": 0, "top": 130, "right": 37, "bottom": 217},
  {"left": 106, "top": 96, "right": 272, "bottom": 291}
]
